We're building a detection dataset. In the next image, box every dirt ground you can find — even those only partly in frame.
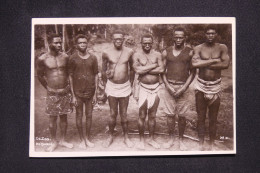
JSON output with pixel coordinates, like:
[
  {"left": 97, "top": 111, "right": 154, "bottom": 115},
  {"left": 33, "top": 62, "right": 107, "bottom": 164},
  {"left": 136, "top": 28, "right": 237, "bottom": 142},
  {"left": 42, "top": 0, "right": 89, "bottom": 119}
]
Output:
[{"left": 33, "top": 43, "right": 234, "bottom": 153}]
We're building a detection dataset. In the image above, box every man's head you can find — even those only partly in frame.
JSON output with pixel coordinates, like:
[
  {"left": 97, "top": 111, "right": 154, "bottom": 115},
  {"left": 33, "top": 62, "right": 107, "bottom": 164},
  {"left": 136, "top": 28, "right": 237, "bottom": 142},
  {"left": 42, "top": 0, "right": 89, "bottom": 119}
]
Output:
[
  {"left": 75, "top": 34, "right": 88, "bottom": 52},
  {"left": 112, "top": 30, "right": 124, "bottom": 49},
  {"left": 48, "top": 34, "right": 62, "bottom": 52},
  {"left": 173, "top": 27, "right": 186, "bottom": 47},
  {"left": 205, "top": 25, "right": 218, "bottom": 44},
  {"left": 141, "top": 34, "right": 153, "bottom": 53}
]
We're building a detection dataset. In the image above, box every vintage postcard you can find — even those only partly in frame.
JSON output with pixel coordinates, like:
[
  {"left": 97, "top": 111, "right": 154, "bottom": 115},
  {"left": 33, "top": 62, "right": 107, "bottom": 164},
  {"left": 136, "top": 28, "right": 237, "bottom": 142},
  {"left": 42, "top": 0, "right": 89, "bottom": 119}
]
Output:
[{"left": 30, "top": 17, "right": 236, "bottom": 157}]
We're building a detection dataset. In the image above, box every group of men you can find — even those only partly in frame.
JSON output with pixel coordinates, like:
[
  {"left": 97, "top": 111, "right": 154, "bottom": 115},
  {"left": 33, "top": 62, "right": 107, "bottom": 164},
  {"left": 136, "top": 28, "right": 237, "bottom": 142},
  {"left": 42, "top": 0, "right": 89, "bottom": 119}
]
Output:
[{"left": 36, "top": 25, "right": 230, "bottom": 152}]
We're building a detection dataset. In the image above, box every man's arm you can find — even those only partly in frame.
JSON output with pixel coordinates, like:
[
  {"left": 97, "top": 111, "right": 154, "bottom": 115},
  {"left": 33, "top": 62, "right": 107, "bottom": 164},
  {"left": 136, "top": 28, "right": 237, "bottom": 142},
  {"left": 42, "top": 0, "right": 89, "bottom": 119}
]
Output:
[
  {"left": 129, "top": 50, "right": 135, "bottom": 86},
  {"left": 191, "top": 46, "right": 220, "bottom": 68},
  {"left": 209, "top": 45, "right": 230, "bottom": 69},
  {"left": 101, "top": 52, "right": 108, "bottom": 84},
  {"left": 148, "top": 53, "right": 165, "bottom": 74},
  {"left": 132, "top": 53, "right": 157, "bottom": 74},
  {"left": 161, "top": 50, "right": 176, "bottom": 95},
  {"left": 36, "top": 57, "right": 47, "bottom": 89}
]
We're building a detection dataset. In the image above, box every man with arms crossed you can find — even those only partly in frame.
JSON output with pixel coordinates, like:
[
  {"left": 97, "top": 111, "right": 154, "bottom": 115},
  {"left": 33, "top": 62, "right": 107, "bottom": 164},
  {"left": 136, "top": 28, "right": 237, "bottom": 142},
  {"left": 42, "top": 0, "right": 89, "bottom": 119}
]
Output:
[
  {"left": 69, "top": 34, "right": 98, "bottom": 149},
  {"left": 132, "top": 34, "right": 164, "bottom": 149},
  {"left": 192, "top": 25, "right": 230, "bottom": 150},
  {"left": 37, "top": 34, "right": 73, "bottom": 152},
  {"left": 102, "top": 31, "right": 134, "bottom": 148},
  {"left": 161, "top": 27, "right": 195, "bottom": 150}
]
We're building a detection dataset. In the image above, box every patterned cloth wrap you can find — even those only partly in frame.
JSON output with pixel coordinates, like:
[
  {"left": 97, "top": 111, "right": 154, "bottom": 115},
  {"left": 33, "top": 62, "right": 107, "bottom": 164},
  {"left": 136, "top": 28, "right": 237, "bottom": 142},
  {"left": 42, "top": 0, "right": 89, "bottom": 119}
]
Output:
[
  {"left": 194, "top": 77, "right": 222, "bottom": 105},
  {"left": 138, "top": 82, "right": 161, "bottom": 109},
  {"left": 46, "top": 85, "right": 73, "bottom": 116}
]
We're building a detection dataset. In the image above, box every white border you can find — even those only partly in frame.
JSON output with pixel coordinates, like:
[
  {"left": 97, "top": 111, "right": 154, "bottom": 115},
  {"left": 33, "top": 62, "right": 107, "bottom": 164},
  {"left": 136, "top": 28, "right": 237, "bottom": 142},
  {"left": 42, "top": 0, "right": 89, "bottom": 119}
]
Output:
[{"left": 30, "top": 17, "right": 236, "bottom": 157}]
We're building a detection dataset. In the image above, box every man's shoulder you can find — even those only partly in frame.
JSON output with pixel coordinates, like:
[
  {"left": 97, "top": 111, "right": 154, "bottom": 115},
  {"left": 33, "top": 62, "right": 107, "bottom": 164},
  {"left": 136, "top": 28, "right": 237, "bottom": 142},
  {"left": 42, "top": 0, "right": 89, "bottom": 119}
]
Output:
[
  {"left": 38, "top": 52, "right": 48, "bottom": 61},
  {"left": 218, "top": 43, "right": 228, "bottom": 50},
  {"left": 60, "top": 52, "right": 69, "bottom": 58},
  {"left": 152, "top": 50, "right": 162, "bottom": 57},
  {"left": 123, "top": 46, "right": 134, "bottom": 53},
  {"left": 194, "top": 43, "right": 204, "bottom": 50}
]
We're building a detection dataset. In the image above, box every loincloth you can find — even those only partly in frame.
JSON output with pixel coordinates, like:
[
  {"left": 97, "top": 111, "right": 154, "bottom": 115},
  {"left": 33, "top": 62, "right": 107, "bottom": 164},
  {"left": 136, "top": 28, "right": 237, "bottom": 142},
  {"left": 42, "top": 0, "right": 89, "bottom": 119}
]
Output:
[
  {"left": 105, "top": 80, "right": 132, "bottom": 98},
  {"left": 138, "top": 82, "right": 160, "bottom": 109},
  {"left": 194, "top": 77, "right": 222, "bottom": 105},
  {"left": 46, "top": 85, "right": 73, "bottom": 116}
]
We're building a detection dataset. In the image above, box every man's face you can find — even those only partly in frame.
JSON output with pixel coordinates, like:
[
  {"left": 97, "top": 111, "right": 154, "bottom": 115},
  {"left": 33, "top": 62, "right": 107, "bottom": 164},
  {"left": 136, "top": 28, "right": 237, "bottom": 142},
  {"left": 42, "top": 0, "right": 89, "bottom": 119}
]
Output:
[
  {"left": 77, "top": 38, "right": 88, "bottom": 52},
  {"left": 113, "top": 34, "right": 124, "bottom": 49},
  {"left": 50, "top": 37, "right": 62, "bottom": 52},
  {"left": 205, "top": 29, "right": 217, "bottom": 43},
  {"left": 141, "top": 37, "right": 153, "bottom": 53},
  {"left": 173, "top": 31, "right": 185, "bottom": 47}
]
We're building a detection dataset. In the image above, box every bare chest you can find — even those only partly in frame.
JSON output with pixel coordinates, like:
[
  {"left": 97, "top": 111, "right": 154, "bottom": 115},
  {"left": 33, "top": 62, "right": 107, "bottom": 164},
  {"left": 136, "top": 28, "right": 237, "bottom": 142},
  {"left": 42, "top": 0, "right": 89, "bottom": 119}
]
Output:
[
  {"left": 200, "top": 46, "right": 222, "bottom": 60},
  {"left": 139, "top": 54, "right": 158, "bottom": 65},
  {"left": 44, "top": 56, "right": 67, "bottom": 69},
  {"left": 107, "top": 51, "right": 130, "bottom": 64}
]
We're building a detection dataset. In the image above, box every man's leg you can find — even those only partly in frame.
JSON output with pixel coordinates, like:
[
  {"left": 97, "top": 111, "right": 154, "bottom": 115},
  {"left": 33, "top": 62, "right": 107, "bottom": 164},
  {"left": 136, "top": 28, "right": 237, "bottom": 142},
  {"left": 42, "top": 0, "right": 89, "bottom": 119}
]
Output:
[
  {"left": 208, "top": 97, "right": 220, "bottom": 150},
  {"left": 85, "top": 97, "right": 95, "bottom": 147},
  {"left": 119, "top": 96, "right": 133, "bottom": 148},
  {"left": 147, "top": 95, "right": 160, "bottom": 149},
  {"left": 163, "top": 115, "right": 175, "bottom": 149},
  {"left": 103, "top": 96, "right": 118, "bottom": 148},
  {"left": 178, "top": 116, "right": 187, "bottom": 150},
  {"left": 137, "top": 100, "right": 147, "bottom": 149},
  {"left": 59, "top": 114, "right": 73, "bottom": 149},
  {"left": 195, "top": 91, "right": 208, "bottom": 150},
  {"left": 46, "top": 116, "right": 58, "bottom": 152},
  {"left": 75, "top": 97, "right": 87, "bottom": 149}
]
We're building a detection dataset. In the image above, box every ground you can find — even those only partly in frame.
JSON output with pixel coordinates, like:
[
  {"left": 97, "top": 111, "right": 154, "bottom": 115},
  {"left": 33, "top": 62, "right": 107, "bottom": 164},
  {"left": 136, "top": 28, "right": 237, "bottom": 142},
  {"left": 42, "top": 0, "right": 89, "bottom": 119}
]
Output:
[{"left": 34, "top": 43, "right": 234, "bottom": 153}]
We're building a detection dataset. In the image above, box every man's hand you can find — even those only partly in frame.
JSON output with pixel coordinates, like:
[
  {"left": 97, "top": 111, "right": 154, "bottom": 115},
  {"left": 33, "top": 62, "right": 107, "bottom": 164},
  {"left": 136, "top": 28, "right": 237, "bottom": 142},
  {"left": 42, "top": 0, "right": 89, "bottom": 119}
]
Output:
[
  {"left": 72, "top": 96, "right": 78, "bottom": 107},
  {"left": 166, "top": 85, "right": 176, "bottom": 97},
  {"left": 92, "top": 94, "right": 97, "bottom": 105}
]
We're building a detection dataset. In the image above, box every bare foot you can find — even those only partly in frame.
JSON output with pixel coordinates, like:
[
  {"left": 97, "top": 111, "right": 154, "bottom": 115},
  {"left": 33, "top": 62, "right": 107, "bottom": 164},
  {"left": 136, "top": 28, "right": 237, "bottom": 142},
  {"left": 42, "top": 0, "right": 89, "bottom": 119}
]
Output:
[
  {"left": 163, "top": 139, "right": 174, "bottom": 149},
  {"left": 136, "top": 141, "right": 145, "bottom": 150},
  {"left": 59, "top": 141, "right": 73, "bottom": 149},
  {"left": 179, "top": 140, "right": 187, "bottom": 151},
  {"left": 45, "top": 142, "right": 58, "bottom": 152},
  {"left": 147, "top": 139, "right": 160, "bottom": 149},
  {"left": 78, "top": 141, "right": 87, "bottom": 149},
  {"left": 86, "top": 139, "right": 95, "bottom": 148},
  {"left": 124, "top": 138, "right": 134, "bottom": 148},
  {"left": 102, "top": 135, "right": 113, "bottom": 148}
]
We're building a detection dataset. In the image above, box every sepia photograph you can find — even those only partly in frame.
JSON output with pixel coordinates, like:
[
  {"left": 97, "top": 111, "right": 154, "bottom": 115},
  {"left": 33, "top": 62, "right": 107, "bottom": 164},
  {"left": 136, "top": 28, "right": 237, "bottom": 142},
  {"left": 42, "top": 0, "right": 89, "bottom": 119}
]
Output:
[{"left": 30, "top": 17, "right": 236, "bottom": 157}]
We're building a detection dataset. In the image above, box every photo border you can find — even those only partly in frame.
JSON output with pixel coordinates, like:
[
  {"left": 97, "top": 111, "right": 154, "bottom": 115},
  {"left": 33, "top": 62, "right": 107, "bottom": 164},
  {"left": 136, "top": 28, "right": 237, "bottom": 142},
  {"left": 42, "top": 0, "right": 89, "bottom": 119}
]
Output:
[{"left": 30, "top": 17, "right": 236, "bottom": 157}]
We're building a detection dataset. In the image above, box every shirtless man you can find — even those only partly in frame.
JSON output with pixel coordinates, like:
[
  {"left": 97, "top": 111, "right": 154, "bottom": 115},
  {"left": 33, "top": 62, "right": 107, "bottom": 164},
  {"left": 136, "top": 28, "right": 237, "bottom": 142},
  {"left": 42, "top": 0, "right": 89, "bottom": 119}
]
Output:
[
  {"left": 161, "top": 27, "right": 195, "bottom": 150},
  {"left": 37, "top": 34, "right": 73, "bottom": 152},
  {"left": 132, "top": 34, "right": 164, "bottom": 149},
  {"left": 69, "top": 34, "right": 98, "bottom": 149},
  {"left": 192, "top": 25, "right": 230, "bottom": 150},
  {"left": 102, "top": 30, "right": 134, "bottom": 148}
]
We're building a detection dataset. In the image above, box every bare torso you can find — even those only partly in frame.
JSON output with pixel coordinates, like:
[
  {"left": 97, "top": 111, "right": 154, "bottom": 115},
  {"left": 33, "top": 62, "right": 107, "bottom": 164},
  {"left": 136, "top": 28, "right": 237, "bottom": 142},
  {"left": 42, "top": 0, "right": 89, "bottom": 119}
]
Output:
[
  {"left": 137, "top": 51, "right": 161, "bottom": 84},
  {"left": 39, "top": 52, "right": 69, "bottom": 89},
  {"left": 103, "top": 47, "right": 133, "bottom": 84},
  {"left": 198, "top": 43, "right": 223, "bottom": 81}
]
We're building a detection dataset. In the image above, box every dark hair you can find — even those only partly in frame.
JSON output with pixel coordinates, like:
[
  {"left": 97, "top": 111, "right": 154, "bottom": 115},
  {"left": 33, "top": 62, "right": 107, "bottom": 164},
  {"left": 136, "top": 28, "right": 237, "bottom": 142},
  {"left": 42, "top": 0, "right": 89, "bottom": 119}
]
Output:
[
  {"left": 205, "top": 24, "right": 218, "bottom": 33},
  {"left": 47, "top": 33, "right": 61, "bottom": 44},
  {"left": 75, "top": 34, "right": 88, "bottom": 43},
  {"left": 112, "top": 30, "right": 125, "bottom": 37},
  {"left": 141, "top": 34, "right": 153, "bottom": 42},
  {"left": 173, "top": 27, "right": 186, "bottom": 36}
]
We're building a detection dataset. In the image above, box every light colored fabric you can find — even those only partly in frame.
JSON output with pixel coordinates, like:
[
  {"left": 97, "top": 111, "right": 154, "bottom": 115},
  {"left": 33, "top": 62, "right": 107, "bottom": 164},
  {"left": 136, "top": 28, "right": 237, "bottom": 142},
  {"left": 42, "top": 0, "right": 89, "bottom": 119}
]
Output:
[
  {"left": 194, "top": 77, "right": 222, "bottom": 105},
  {"left": 160, "top": 84, "right": 191, "bottom": 116},
  {"left": 105, "top": 80, "right": 132, "bottom": 98},
  {"left": 138, "top": 82, "right": 160, "bottom": 109}
]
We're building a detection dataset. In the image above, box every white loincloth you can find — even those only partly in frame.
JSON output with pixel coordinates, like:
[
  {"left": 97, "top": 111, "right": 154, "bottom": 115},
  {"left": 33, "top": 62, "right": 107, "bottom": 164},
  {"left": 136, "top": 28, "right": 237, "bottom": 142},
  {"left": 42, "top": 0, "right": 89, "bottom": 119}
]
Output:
[
  {"left": 194, "top": 77, "right": 222, "bottom": 105},
  {"left": 105, "top": 80, "right": 132, "bottom": 98},
  {"left": 138, "top": 82, "right": 160, "bottom": 109}
]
